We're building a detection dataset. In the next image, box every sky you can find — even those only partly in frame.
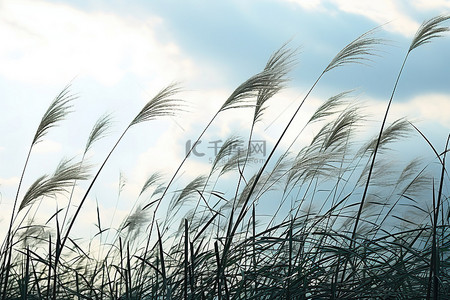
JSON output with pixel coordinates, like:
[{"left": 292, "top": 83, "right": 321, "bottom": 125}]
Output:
[{"left": 0, "top": 0, "right": 449, "bottom": 241}]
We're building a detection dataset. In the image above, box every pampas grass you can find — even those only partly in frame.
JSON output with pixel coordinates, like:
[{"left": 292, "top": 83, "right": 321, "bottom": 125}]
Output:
[{"left": 0, "top": 15, "right": 449, "bottom": 299}]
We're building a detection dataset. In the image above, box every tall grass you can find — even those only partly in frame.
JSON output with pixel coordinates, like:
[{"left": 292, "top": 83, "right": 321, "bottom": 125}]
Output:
[{"left": 1, "top": 15, "right": 449, "bottom": 299}]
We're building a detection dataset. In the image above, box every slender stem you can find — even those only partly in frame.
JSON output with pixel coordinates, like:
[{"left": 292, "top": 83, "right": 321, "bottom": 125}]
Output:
[
  {"left": 225, "top": 123, "right": 255, "bottom": 242},
  {"left": 137, "top": 112, "right": 219, "bottom": 292},
  {"left": 429, "top": 134, "right": 449, "bottom": 300},
  {"left": 341, "top": 53, "right": 409, "bottom": 286},
  {"left": 225, "top": 74, "right": 323, "bottom": 252},
  {"left": 1, "top": 144, "right": 33, "bottom": 300},
  {"left": 61, "top": 152, "right": 87, "bottom": 233},
  {"left": 350, "top": 53, "right": 409, "bottom": 242},
  {"left": 54, "top": 127, "right": 130, "bottom": 276}
]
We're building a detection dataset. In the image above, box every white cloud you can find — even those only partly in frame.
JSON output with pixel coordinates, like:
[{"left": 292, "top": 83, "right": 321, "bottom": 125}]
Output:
[
  {"left": 401, "top": 93, "right": 450, "bottom": 127},
  {"left": 33, "top": 139, "right": 62, "bottom": 154},
  {"left": 361, "top": 92, "right": 450, "bottom": 129},
  {"left": 412, "top": 0, "right": 450, "bottom": 11},
  {"left": 284, "top": 0, "right": 430, "bottom": 37},
  {"left": 0, "top": 176, "right": 19, "bottom": 186},
  {"left": 284, "top": 0, "right": 324, "bottom": 11},
  {"left": 0, "top": 0, "right": 196, "bottom": 86},
  {"left": 331, "top": 0, "right": 419, "bottom": 36}
]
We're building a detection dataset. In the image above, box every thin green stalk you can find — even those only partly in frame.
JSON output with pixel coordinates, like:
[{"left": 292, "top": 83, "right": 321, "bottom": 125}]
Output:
[
  {"left": 350, "top": 53, "right": 408, "bottom": 246},
  {"left": 346, "top": 14, "right": 450, "bottom": 285},
  {"left": 224, "top": 75, "right": 322, "bottom": 259},
  {"left": 56, "top": 127, "right": 129, "bottom": 269},
  {"left": 220, "top": 27, "right": 383, "bottom": 291},
  {"left": 184, "top": 219, "right": 189, "bottom": 300},
  {"left": 55, "top": 84, "right": 182, "bottom": 288},
  {"left": 2, "top": 85, "right": 74, "bottom": 300},
  {"left": 428, "top": 134, "right": 448, "bottom": 299}
]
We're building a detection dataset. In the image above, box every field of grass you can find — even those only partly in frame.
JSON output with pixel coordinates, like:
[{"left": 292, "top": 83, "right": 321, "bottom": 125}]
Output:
[{"left": 1, "top": 15, "right": 449, "bottom": 299}]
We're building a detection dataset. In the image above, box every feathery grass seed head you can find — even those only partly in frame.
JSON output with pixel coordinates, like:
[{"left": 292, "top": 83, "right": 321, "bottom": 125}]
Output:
[
  {"left": 32, "top": 84, "right": 76, "bottom": 145},
  {"left": 409, "top": 14, "right": 450, "bottom": 52},
  {"left": 130, "top": 83, "right": 184, "bottom": 126},
  {"left": 324, "top": 28, "right": 384, "bottom": 73}
]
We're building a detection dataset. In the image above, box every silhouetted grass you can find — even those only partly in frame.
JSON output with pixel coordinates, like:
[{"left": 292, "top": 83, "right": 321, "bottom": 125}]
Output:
[{"left": 0, "top": 15, "right": 449, "bottom": 300}]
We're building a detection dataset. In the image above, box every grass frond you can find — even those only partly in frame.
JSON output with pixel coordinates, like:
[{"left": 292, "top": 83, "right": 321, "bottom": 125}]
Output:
[
  {"left": 219, "top": 149, "right": 249, "bottom": 177},
  {"left": 211, "top": 136, "right": 243, "bottom": 173},
  {"left": 400, "top": 171, "right": 433, "bottom": 200},
  {"left": 323, "top": 105, "right": 360, "bottom": 151},
  {"left": 220, "top": 44, "right": 297, "bottom": 114},
  {"left": 396, "top": 158, "right": 422, "bottom": 184},
  {"left": 254, "top": 44, "right": 297, "bottom": 123},
  {"left": 32, "top": 84, "right": 76, "bottom": 145},
  {"left": 359, "top": 118, "right": 412, "bottom": 155},
  {"left": 139, "top": 172, "right": 164, "bottom": 197},
  {"left": 19, "top": 158, "right": 90, "bottom": 211},
  {"left": 289, "top": 149, "right": 340, "bottom": 184},
  {"left": 235, "top": 174, "right": 261, "bottom": 208},
  {"left": 220, "top": 70, "right": 279, "bottom": 111},
  {"left": 130, "top": 83, "right": 183, "bottom": 126},
  {"left": 16, "top": 224, "right": 47, "bottom": 249},
  {"left": 168, "top": 176, "right": 207, "bottom": 215},
  {"left": 121, "top": 206, "right": 148, "bottom": 240},
  {"left": 357, "top": 160, "right": 397, "bottom": 188},
  {"left": 84, "top": 113, "right": 113, "bottom": 154},
  {"left": 409, "top": 14, "right": 450, "bottom": 52},
  {"left": 177, "top": 176, "right": 208, "bottom": 203},
  {"left": 324, "top": 28, "right": 383, "bottom": 73},
  {"left": 308, "top": 90, "right": 353, "bottom": 124}
]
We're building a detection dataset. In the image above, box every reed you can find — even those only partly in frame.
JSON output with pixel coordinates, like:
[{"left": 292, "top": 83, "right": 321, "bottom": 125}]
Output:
[{"left": 0, "top": 15, "right": 449, "bottom": 299}]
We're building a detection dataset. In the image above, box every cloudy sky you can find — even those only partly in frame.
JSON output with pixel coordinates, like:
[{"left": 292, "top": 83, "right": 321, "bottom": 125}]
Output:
[{"left": 0, "top": 0, "right": 449, "bottom": 240}]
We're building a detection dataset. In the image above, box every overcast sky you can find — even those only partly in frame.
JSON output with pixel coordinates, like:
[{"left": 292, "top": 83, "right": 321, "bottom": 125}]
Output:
[{"left": 0, "top": 0, "right": 449, "bottom": 240}]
